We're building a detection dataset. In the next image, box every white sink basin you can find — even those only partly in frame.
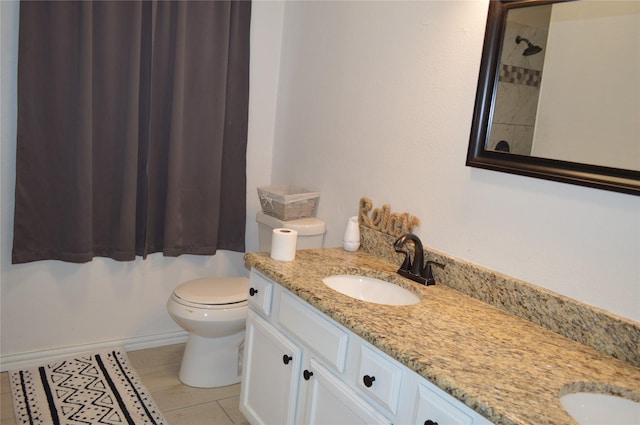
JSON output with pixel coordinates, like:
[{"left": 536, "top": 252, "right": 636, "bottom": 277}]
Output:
[
  {"left": 322, "top": 275, "right": 420, "bottom": 306},
  {"left": 560, "top": 392, "right": 640, "bottom": 424}
]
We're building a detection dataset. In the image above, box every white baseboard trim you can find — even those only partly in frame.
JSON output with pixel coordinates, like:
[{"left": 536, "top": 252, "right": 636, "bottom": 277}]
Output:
[{"left": 0, "top": 330, "right": 188, "bottom": 372}]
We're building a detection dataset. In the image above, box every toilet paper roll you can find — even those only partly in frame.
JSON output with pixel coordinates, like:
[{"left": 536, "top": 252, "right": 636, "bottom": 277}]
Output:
[{"left": 270, "top": 228, "right": 298, "bottom": 261}]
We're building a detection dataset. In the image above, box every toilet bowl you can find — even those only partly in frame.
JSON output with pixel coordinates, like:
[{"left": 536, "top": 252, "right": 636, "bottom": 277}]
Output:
[
  {"left": 167, "top": 212, "right": 326, "bottom": 388},
  {"left": 167, "top": 277, "right": 249, "bottom": 388}
]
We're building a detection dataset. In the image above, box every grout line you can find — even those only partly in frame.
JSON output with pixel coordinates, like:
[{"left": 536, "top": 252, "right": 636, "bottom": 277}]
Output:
[{"left": 218, "top": 400, "right": 236, "bottom": 424}]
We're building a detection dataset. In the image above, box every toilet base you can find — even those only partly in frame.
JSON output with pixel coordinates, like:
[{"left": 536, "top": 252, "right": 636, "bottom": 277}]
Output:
[{"left": 179, "top": 331, "right": 245, "bottom": 388}]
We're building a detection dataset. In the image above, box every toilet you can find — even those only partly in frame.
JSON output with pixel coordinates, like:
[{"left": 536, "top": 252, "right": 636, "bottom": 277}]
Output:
[{"left": 167, "top": 211, "right": 325, "bottom": 388}]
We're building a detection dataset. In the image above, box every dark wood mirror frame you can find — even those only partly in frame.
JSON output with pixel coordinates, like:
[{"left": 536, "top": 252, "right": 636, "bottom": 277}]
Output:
[{"left": 466, "top": 0, "right": 640, "bottom": 196}]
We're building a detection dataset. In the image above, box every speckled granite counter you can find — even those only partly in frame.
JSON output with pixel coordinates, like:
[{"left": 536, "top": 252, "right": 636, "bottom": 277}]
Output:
[{"left": 244, "top": 248, "right": 640, "bottom": 425}]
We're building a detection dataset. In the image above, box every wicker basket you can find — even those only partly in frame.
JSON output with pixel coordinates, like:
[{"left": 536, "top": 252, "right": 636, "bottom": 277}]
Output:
[{"left": 258, "top": 185, "right": 320, "bottom": 221}]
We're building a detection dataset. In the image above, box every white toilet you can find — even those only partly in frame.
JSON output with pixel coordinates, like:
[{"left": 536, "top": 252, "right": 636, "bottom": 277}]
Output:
[{"left": 167, "top": 212, "right": 325, "bottom": 388}]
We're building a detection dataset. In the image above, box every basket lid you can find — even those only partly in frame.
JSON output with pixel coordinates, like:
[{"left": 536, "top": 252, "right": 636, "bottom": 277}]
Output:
[{"left": 256, "top": 211, "right": 326, "bottom": 235}]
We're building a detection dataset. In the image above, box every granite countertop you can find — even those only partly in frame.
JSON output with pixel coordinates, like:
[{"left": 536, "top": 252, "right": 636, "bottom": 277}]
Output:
[{"left": 244, "top": 248, "right": 640, "bottom": 425}]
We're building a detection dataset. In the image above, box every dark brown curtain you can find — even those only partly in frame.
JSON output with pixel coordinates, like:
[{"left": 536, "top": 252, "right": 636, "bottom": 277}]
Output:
[{"left": 12, "top": 0, "right": 251, "bottom": 264}]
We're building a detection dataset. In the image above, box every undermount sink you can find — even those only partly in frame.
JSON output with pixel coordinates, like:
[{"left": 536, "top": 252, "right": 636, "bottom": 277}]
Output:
[
  {"left": 560, "top": 392, "right": 640, "bottom": 424},
  {"left": 322, "top": 275, "right": 420, "bottom": 306}
]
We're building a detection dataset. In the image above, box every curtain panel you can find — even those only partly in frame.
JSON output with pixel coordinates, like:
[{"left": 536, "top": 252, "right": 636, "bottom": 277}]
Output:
[{"left": 13, "top": 0, "right": 251, "bottom": 264}]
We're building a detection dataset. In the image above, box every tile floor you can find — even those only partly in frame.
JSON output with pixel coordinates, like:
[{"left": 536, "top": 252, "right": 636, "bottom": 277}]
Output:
[{"left": 0, "top": 343, "right": 249, "bottom": 425}]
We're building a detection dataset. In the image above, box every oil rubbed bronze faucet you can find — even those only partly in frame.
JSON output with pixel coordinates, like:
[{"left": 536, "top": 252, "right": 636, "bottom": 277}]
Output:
[{"left": 393, "top": 233, "right": 444, "bottom": 286}]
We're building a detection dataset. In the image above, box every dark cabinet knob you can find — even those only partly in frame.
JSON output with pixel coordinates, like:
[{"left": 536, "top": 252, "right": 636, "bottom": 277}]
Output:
[
  {"left": 282, "top": 354, "right": 292, "bottom": 365},
  {"left": 424, "top": 420, "right": 439, "bottom": 425},
  {"left": 303, "top": 370, "right": 314, "bottom": 380},
  {"left": 249, "top": 287, "right": 258, "bottom": 296},
  {"left": 363, "top": 374, "right": 376, "bottom": 387}
]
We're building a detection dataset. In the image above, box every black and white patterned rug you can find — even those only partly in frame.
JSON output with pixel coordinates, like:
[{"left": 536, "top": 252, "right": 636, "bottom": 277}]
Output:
[{"left": 9, "top": 348, "right": 167, "bottom": 425}]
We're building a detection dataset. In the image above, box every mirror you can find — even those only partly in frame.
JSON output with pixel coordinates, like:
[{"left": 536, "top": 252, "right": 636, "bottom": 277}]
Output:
[{"left": 467, "top": 0, "right": 640, "bottom": 195}]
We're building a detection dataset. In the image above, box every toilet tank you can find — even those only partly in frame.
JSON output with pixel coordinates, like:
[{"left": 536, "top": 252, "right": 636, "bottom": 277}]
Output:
[{"left": 256, "top": 211, "right": 325, "bottom": 252}]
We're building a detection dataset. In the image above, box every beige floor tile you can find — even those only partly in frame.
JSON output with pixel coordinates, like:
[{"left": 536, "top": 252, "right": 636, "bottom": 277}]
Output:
[
  {"left": 0, "top": 373, "right": 10, "bottom": 395},
  {"left": 218, "top": 396, "right": 249, "bottom": 425},
  {"left": 164, "top": 400, "right": 234, "bottom": 425},
  {"left": 1, "top": 371, "right": 15, "bottom": 425},
  {"left": 128, "top": 343, "right": 184, "bottom": 370},
  {"left": 1, "top": 392, "right": 15, "bottom": 424},
  {"left": 152, "top": 381, "right": 242, "bottom": 414}
]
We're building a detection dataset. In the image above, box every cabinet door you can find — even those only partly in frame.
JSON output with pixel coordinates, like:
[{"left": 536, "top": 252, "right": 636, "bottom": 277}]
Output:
[
  {"left": 241, "top": 311, "right": 302, "bottom": 425},
  {"left": 301, "top": 358, "right": 392, "bottom": 425},
  {"left": 356, "top": 344, "right": 403, "bottom": 414},
  {"left": 412, "top": 383, "right": 473, "bottom": 425}
]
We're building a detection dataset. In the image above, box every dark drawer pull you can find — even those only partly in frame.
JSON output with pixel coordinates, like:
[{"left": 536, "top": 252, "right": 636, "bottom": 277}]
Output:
[
  {"left": 363, "top": 374, "right": 376, "bottom": 387},
  {"left": 249, "top": 287, "right": 258, "bottom": 296},
  {"left": 282, "top": 354, "right": 292, "bottom": 365},
  {"left": 303, "top": 370, "right": 314, "bottom": 380}
]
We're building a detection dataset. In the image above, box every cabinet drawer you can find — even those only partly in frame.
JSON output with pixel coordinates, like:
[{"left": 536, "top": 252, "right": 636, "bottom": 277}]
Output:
[
  {"left": 413, "top": 383, "right": 472, "bottom": 425},
  {"left": 356, "top": 344, "right": 402, "bottom": 414},
  {"left": 249, "top": 271, "right": 274, "bottom": 316},
  {"left": 278, "top": 291, "right": 348, "bottom": 372},
  {"left": 302, "top": 358, "right": 392, "bottom": 425}
]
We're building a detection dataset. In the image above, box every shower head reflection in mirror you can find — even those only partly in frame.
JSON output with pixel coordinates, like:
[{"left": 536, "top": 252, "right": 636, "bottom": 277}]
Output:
[{"left": 515, "top": 35, "right": 543, "bottom": 56}]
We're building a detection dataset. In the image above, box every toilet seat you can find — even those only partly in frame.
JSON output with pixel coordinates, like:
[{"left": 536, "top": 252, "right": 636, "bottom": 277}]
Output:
[{"left": 172, "top": 277, "right": 249, "bottom": 310}]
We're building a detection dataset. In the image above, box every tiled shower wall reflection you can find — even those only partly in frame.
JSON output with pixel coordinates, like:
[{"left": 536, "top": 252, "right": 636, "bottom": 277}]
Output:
[{"left": 488, "top": 5, "right": 551, "bottom": 155}]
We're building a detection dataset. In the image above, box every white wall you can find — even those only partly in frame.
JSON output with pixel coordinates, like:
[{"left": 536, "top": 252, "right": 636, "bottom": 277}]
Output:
[
  {"left": 271, "top": 1, "right": 640, "bottom": 322},
  {"left": 1, "top": 0, "right": 638, "bottom": 367},
  {"left": 0, "top": 1, "right": 281, "bottom": 366}
]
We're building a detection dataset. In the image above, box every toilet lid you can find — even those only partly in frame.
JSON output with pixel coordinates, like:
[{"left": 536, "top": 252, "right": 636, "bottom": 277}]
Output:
[{"left": 173, "top": 277, "right": 249, "bottom": 305}]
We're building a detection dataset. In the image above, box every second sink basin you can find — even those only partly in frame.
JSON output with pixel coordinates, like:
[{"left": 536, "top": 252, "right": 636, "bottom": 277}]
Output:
[
  {"left": 560, "top": 392, "right": 640, "bottom": 424},
  {"left": 322, "top": 275, "right": 420, "bottom": 306}
]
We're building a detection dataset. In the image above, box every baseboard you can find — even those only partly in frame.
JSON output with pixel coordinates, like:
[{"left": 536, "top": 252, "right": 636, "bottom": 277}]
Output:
[{"left": 0, "top": 330, "right": 188, "bottom": 372}]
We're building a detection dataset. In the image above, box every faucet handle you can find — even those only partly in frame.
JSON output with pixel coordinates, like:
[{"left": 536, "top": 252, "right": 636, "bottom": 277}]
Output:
[
  {"left": 396, "top": 249, "right": 412, "bottom": 272},
  {"left": 393, "top": 235, "right": 412, "bottom": 272},
  {"left": 422, "top": 261, "right": 445, "bottom": 285}
]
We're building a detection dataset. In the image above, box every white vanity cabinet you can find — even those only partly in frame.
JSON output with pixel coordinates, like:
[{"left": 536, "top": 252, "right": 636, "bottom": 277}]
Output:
[
  {"left": 241, "top": 271, "right": 390, "bottom": 425},
  {"left": 240, "top": 270, "right": 493, "bottom": 425}
]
